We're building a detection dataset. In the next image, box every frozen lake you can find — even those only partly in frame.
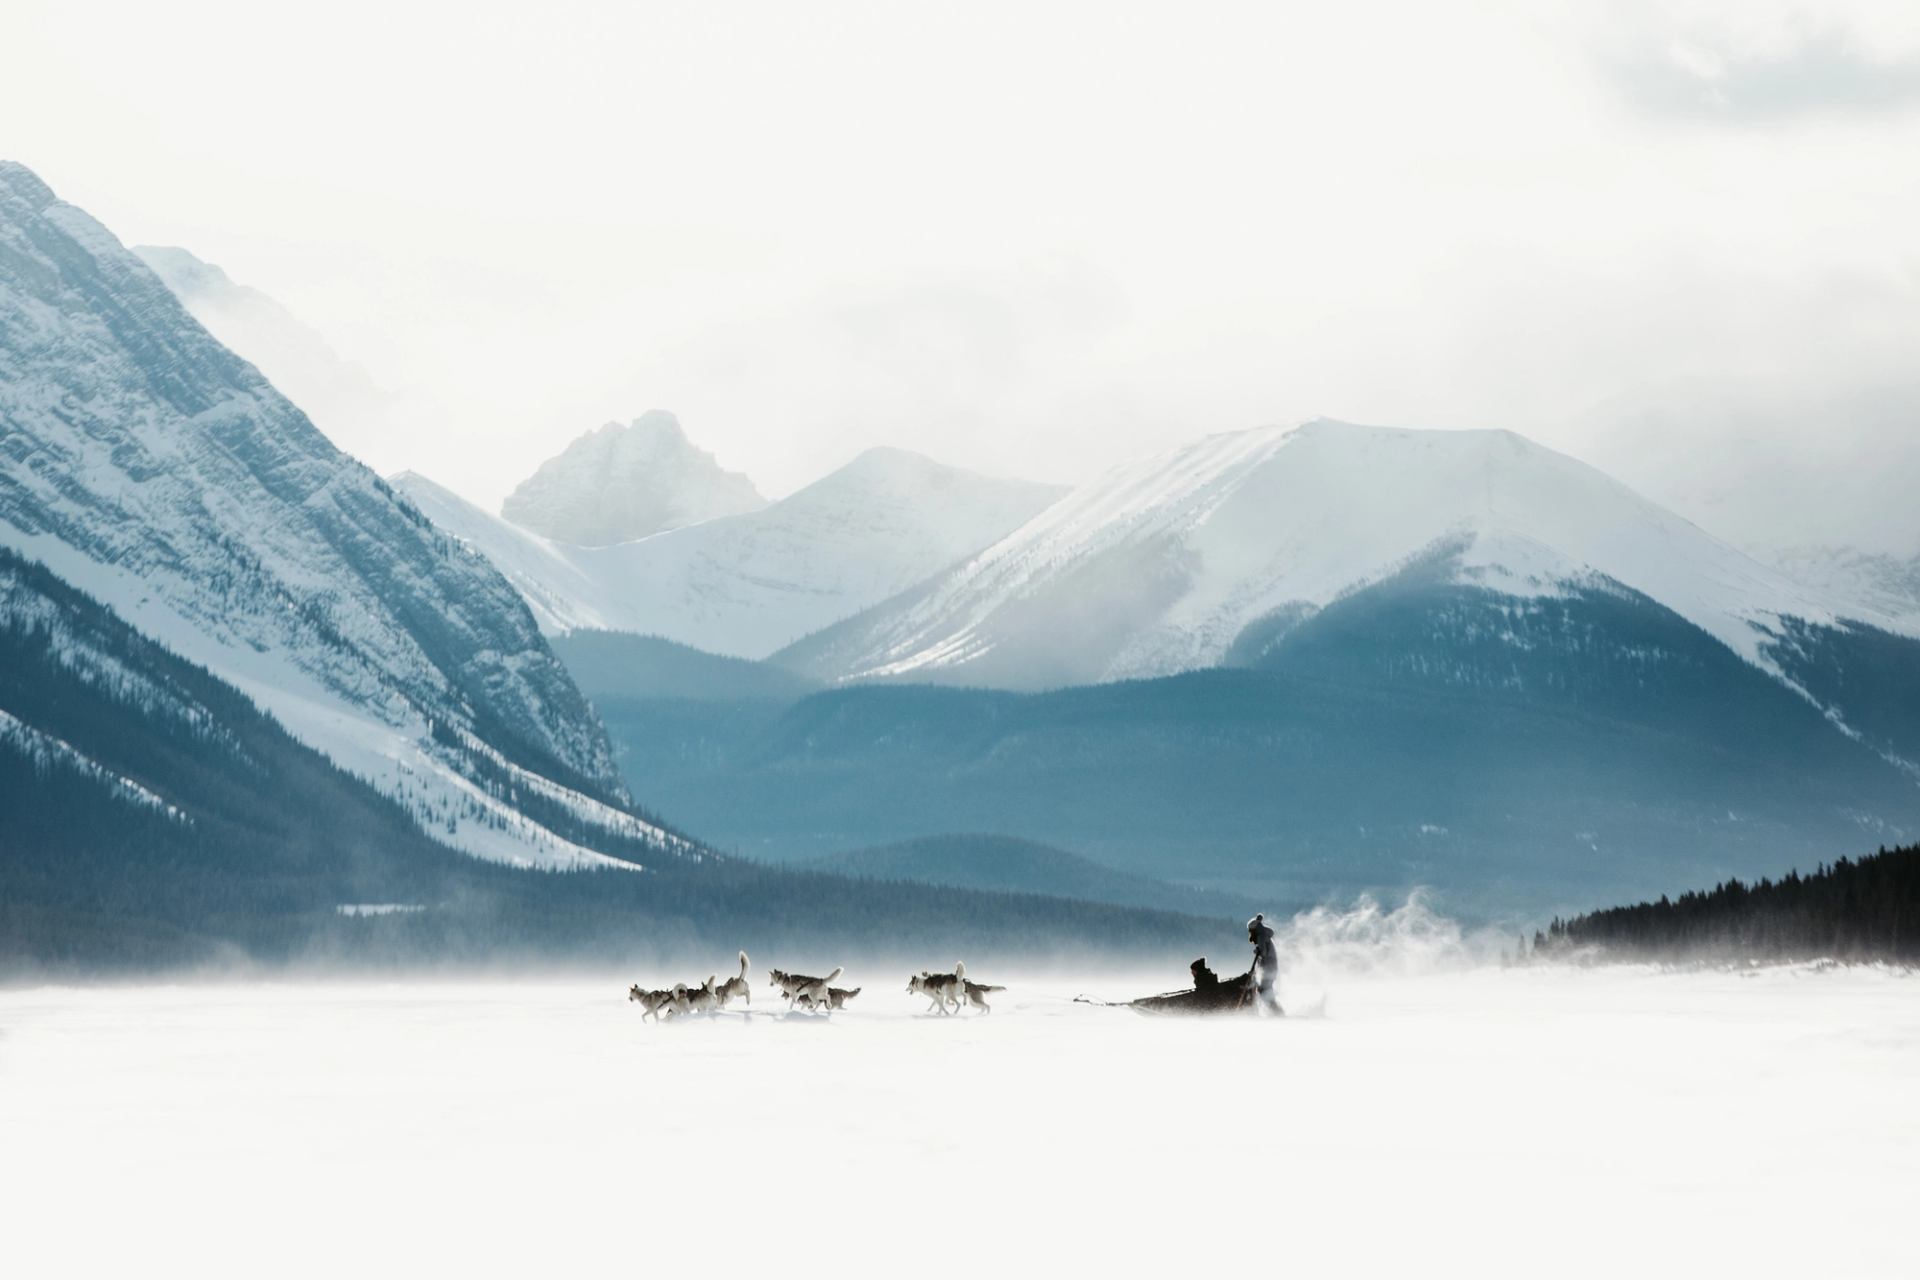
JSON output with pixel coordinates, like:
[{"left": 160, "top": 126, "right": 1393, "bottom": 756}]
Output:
[{"left": 3, "top": 963, "right": 1915, "bottom": 1278}]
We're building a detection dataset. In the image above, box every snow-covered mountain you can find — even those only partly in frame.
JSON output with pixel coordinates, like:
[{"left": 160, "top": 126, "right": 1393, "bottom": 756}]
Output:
[
  {"left": 0, "top": 160, "right": 693, "bottom": 870},
  {"left": 132, "top": 244, "right": 395, "bottom": 464},
  {"left": 394, "top": 447, "right": 1065, "bottom": 659},
  {"left": 502, "top": 411, "right": 766, "bottom": 546},
  {"left": 1765, "top": 545, "right": 1920, "bottom": 636},
  {"left": 781, "top": 419, "right": 1914, "bottom": 696}
]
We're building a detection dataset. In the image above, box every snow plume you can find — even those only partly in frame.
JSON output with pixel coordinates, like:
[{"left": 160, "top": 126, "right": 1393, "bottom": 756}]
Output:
[{"left": 1276, "top": 891, "right": 1504, "bottom": 980}]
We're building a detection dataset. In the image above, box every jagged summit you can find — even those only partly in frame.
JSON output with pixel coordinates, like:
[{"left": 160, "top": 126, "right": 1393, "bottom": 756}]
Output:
[
  {"left": 501, "top": 411, "right": 766, "bottom": 546},
  {"left": 394, "top": 446, "right": 1066, "bottom": 657}
]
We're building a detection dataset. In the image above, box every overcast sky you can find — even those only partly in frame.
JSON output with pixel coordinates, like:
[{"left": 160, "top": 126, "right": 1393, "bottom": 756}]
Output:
[{"left": 7, "top": 0, "right": 1919, "bottom": 551}]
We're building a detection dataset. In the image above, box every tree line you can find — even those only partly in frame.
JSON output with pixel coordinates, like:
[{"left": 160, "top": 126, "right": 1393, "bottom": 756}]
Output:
[{"left": 1532, "top": 845, "right": 1920, "bottom": 963}]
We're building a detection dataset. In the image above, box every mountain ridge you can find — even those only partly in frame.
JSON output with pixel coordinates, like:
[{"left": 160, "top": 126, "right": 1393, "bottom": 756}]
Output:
[
  {"left": 0, "top": 159, "right": 685, "bottom": 870},
  {"left": 775, "top": 418, "right": 1904, "bottom": 699},
  {"left": 393, "top": 445, "right": 1066, "bottom": 658}
]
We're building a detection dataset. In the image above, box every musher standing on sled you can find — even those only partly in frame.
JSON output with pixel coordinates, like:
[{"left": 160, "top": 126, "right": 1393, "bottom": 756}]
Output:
[{"left": 1248, "top": 914, "right": 1283, "bottom": 1015}]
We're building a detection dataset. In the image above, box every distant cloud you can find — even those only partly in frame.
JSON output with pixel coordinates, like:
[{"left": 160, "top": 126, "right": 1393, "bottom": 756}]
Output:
[{"left": 1608, "top": 24, "right": 1920, "bottom": 122}]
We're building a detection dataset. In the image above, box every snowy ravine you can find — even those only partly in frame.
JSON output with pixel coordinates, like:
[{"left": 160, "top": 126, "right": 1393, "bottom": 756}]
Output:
[
  {"left": 781, "top": 419, "right": 1916, "bottom": 694},
  {"left": 0, "top": 160, "right": 684, "bottom": 870},
  {"left": 395, "top": 447, "right": 1066, "bottom": 659}
]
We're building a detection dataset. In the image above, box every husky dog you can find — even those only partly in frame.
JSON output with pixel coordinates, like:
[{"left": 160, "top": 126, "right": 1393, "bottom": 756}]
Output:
[
  {"left": 797, "top": 985, "right": 861, "bottom": 1013},
  {"left": 627, "top": 984, "right": 674, "bottom": 1021},
  {"left": 791, "top": 966, "right": 843, "bottom": 1011},
  {"left": 664, "top": 976, "right": 720, "bottom": 1019},
  {"left": 907, "top": 961, "right": 966, "bottom": 1014},
  {"left": 906, "top": 971, "right": 949, "bottom": 1014},
  {"left": 767, "top": 967, "right": 810, "bottom": 1007},
  {"left": 769, "top": 966, "right": 841, "bottom": 1008},
  {"left": 713, "top": 951, "right": 751, "bottom": 1010},
  {"left": 961, "top": 979, "right": 1006, "bottom": 1014}
]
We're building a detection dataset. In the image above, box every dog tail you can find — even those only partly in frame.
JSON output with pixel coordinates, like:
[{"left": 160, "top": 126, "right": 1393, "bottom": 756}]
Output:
[
  {"left": 824, "top": 966, "right": 844, "bottom": 985},
  {"left": 738, "top": 950, "right": 749, "bottom": 980},
  {"left": 954, "top": 959, "right": 966, "bottom": 980}
]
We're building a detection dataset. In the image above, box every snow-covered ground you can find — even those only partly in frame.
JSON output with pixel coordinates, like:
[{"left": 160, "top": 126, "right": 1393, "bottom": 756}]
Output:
[{"left": 2, "top": 962, "right": 1914, "bottom": 1278}]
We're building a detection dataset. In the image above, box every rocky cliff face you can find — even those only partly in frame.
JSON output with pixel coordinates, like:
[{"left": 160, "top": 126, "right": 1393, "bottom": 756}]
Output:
[{"left": 0, "top": 159, "right": 691, "bottom": 868}]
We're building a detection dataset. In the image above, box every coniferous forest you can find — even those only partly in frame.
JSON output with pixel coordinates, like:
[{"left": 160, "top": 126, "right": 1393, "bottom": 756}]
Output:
[{"left": 1536, "top": 845, "right": 1920, "bottom": 963}]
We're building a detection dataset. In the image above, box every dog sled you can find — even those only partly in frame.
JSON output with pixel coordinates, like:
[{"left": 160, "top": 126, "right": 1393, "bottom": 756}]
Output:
[
  {"left": 1074, "top": 965, "right": 1260, "bottom": 1017},
  {"left": 1125, "top": 967, "right": 1257, "bottom": 1016}
]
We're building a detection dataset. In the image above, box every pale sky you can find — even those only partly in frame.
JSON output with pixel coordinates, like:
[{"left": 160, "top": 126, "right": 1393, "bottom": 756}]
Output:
[{"left": 7, "top": 0, "right": 1919, "bottom": 551}]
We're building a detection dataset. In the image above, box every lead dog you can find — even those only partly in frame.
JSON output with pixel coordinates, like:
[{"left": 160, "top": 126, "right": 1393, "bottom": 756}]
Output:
[{"left": 714, "top": 951, "right": 751, "bottom": 1010}]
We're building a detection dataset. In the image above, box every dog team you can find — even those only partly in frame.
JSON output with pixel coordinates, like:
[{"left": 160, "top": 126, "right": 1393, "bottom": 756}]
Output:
[
  {"left": 625, "top": 950, "right": 757, "bottom": 1021},
  {"left": 627, "top": 953, "right": 1004, "bottom": 1019}
]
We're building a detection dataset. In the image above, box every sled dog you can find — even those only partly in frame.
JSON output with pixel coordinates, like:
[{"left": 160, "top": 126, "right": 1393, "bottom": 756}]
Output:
[
  {"left": 907, "top": 961, "right": 966, "bottom": 1014},
  {"left": 790, "top": 966, "right": 843, "bottom": 1011},
  {"left": 627, "top": 985, "right": 674, "bottom": 1021},
  {"left": 961, "top": 979, "right": 1006, "bottom": 1014},
  {"left": 797, "top": 985, "right": 861, "bottom": 1012},
  {"left": 767, "top": 967, "right": 809, "bottom": 1006},
  {"left": 665, "top": 976, "right": 720, "bottom": 1018},
  {"left": 713, "top": 951, "right": 751, "bottom": 1009},
  {"left": 769, "top": 966, "right": 840, "bottom": 1008}
]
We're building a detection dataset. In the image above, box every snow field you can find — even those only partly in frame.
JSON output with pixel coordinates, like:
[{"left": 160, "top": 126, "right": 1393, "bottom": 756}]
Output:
[{"left": 2, "top": 964, "right": 1913, "bottom": 1279}]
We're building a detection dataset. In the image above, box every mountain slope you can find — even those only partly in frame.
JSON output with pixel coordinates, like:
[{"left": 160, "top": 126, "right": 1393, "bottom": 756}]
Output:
[
  {"left": 394, "top": 447, "right": 1065, "bottom": 658},
  {"left": 391, "top": 470, "right": 617, "bottom": 634},
  {"left": 1767, "top": 545, "right": 1920, "bottom": 636},
  {"left": 595, "top": 642, "right": 1920, "bottom": 913},
  {"left": 502, "top": 411, "right": 766, "bottom": 545},
  {"left": 549, "top": 630, "right": 822, "bottom": 704},
  {"left": 0, "top": 542, "right": 544, "bottom": 963},
  {"left": 806, "top": 834, "right": 1257, "bottom": 918},
  {"left": 0, "top": 160, "right": 683, "bottom": 869},
  {"left": 779, "top": 419, "right": 1898, "bottom": 693},
  {"left": 132, "top": 244, "right": 393, "bottom": 461}
]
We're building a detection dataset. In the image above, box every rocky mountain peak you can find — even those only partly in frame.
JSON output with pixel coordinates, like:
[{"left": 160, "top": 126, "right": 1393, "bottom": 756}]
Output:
[{"left": 501, "top": 411, "right": 766, "bottom": 546}]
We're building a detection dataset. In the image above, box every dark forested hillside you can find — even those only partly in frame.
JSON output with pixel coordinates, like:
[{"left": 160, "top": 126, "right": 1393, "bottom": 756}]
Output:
[
  {"left": 1540, "top": 845, "right": 1920, "bottom": 963},
  {"left": 594, "top": 644, "right": 1920, "bottom": 913},
  {"left": 551, "top": 629, "right": 822, "bottom": 703},
  {"left": 806, "top": 834, "right": 1259, "bottom": 919}
]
